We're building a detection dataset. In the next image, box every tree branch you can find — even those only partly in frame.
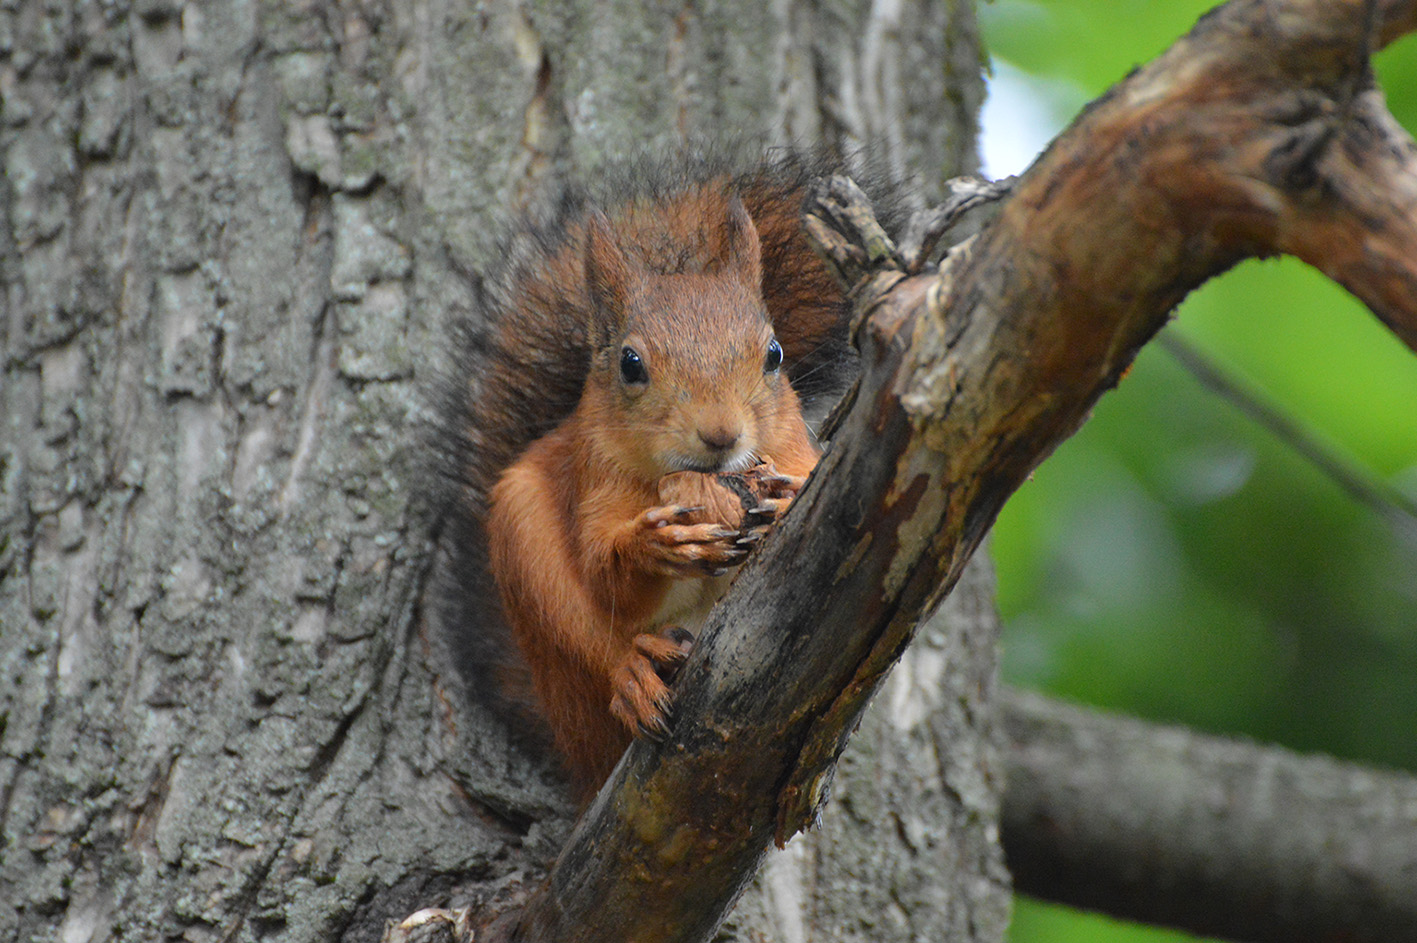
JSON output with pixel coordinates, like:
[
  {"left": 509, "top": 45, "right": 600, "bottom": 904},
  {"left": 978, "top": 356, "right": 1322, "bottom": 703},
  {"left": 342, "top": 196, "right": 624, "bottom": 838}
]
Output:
[
  {"left": 1001, "top": 688, "right": 1417, "bottom": 943},
  {"left": 488, "top": 0, "right": 1417, "bottom": 939},
  {"left": 1159, "top": 332, "right": 1417, "bottom": 539}
]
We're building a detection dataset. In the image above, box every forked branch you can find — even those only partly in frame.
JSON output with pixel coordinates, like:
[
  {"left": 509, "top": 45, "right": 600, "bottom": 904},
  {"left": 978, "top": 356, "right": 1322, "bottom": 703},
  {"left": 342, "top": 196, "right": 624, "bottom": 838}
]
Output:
[{"left": 486, "top": 1, "right": 1417, "bottom": 940}]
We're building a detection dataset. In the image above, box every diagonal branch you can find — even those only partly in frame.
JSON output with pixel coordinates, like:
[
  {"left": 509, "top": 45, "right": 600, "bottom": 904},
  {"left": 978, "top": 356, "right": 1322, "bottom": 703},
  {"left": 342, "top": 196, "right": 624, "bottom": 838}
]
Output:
[{"left": 486, "top": 1, "right": 1417, "bottom": 940}]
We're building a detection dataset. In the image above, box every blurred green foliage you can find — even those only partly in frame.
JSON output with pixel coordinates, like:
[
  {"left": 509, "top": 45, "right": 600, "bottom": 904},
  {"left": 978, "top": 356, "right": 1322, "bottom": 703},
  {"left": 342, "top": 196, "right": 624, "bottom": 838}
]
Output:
[{"left": 979, "top": 2, "right": 1417, "bottom": 940}]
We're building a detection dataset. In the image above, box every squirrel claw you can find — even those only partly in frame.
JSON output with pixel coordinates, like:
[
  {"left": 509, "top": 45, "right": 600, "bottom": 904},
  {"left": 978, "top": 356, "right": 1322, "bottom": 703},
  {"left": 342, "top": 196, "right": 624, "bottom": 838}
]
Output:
[
  {"left": 611, "top": 627, "right": 696, "bottom": 741},
  {"left": 638, "top": 711, "right": 673, "bottom": 742},
  {"left": 710, "top": 549, "right": 748, "bottom": 571},
  {"left": 637, "top": 504, "right": 750, "bottom": 574},
  {"left": 755, "top": 469, "right": 807, "bottom": 497},
  {"left": 746, "top": 496, "right": 794, "bottom": 522},
  {"left": 740, "top": 502, "right": 786, "bottom": 530},
  {"left": 643, "top": 504, "right": 705, "bottom": 527},
  {"left": 609, "top": 662, "right": 672, "bottom": 741}
]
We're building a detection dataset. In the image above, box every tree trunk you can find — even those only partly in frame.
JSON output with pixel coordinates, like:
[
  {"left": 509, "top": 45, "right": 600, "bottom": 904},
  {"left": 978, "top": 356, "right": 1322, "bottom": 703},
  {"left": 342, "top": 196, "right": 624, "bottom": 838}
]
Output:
[{"left": 0, "top": 2, "right": 993, "bottom": 941}]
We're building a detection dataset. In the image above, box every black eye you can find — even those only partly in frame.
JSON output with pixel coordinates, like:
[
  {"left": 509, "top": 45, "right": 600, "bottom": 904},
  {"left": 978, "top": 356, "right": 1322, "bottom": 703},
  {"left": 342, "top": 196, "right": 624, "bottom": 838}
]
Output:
[
  {"left": 619, "top": 346, "right": 649, "bottom": 385},
  {"left": 764, "top": 338, "right": 783, "bottom": 374}
]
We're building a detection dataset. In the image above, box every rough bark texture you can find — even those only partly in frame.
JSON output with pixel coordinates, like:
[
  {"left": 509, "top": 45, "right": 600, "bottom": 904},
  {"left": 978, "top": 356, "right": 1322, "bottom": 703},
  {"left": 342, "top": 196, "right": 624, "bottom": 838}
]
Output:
[
  {"left": 720, "top": 558, "right": 1010, "bottom": 943},
  {"left": 1002, "top": 689, "right": 1417, "bottom": 943},
  {"left": 0, "top": 1, "right": 991, "bottom": 941},
  {"left": 1, "top": 4, "right": 504, "bottom": 940}
]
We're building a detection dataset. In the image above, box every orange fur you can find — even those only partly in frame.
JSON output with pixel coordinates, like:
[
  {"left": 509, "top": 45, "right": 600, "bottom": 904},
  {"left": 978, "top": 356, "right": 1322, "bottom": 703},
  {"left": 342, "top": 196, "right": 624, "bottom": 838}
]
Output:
[{"left": 486, "top": 196, "right": 820, "bottom": 796}]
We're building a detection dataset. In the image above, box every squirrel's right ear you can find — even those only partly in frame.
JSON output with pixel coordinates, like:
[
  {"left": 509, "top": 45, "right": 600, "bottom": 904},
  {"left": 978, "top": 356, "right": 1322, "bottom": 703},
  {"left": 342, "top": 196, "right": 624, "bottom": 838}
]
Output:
[
  {"left": 584, "top": 211, "right": 643, "bottom": 346},
  {"left": 721, "top": 194, "right": 764, "bottom": 293}
]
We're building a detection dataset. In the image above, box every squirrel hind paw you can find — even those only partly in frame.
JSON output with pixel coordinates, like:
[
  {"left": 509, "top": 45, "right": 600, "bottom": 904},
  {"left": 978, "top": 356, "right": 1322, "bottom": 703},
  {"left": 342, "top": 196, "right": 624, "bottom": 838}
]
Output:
[
  {"left": 611, "top": 627, "right": 696, "bottom": 742},
  {"left": 635, "top": 627, "right": 694, "bottom": 677},
  {"left": 610, "top": 652, "right": 675, "bottom": 742}
]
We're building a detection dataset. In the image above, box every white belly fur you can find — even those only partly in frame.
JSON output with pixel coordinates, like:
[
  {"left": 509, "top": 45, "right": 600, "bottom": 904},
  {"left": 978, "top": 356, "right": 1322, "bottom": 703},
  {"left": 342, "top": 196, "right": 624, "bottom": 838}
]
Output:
[{"left": 650, "top": 572, "right": 736, "bottom": 633}]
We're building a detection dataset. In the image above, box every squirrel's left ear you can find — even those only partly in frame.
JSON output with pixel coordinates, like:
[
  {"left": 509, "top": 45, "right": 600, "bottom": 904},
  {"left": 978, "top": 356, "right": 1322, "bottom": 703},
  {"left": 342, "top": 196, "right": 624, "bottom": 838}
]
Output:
[
  {"left": 719, "top": 194, "right": 764, "bottom": 294},
  {"left": 584, "top": 210, "right": 646, "bottom": 347}
]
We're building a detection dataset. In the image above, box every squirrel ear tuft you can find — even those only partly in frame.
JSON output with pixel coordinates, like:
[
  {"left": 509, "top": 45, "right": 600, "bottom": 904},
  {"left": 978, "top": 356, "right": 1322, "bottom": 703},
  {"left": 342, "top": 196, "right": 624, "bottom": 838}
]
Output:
[
  {"left": 720, "top": 194, "right": 764, "bottom": 295},
  {"left": 584, "top": 210, "right": 644, "bottom": 346}
]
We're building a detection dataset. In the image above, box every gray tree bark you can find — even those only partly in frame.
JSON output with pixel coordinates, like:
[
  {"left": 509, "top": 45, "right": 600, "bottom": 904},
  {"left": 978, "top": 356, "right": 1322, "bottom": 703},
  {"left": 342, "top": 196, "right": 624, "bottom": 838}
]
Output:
[{"left": 0, "top": 2, "right": 994, "bottom": 941}]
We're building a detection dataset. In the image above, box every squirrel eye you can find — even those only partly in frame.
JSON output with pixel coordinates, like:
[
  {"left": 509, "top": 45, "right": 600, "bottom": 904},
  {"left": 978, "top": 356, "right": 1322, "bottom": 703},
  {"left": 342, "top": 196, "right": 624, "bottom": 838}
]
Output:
[
  {"left": 619, "top": 346, "right": 649, "bottom": 385},
  {"left": 764, "top": 338, "right": 784, "bottom": 374}
]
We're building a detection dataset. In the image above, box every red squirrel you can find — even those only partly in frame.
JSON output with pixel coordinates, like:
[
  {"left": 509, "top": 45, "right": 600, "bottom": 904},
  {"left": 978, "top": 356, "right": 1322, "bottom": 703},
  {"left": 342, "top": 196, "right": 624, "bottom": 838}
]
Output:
[{"left": 435, "top": 154, "right": 898, "bottom": 796}]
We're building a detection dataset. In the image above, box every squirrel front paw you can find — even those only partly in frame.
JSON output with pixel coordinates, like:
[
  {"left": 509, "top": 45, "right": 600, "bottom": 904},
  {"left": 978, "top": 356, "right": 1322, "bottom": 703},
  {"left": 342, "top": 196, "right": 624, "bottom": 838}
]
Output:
[
  {"left": 652, "top": 460, "right": 807, "bottom": 560},
  {"left": 734, "top": 460, "right": 807, "bottom": 543},
  {"left": 609, "top": 627, "right": 695, "bottom": 740},
  {"left": 634, "top": 504, "right": 749, "bottom": 576}
]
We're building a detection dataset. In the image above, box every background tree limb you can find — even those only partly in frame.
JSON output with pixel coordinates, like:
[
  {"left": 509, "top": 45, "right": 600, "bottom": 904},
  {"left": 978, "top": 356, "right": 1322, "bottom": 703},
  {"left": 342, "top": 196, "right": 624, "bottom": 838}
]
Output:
[{"left": 1001, "top": 688, "right": 1417, "bottom": 943}]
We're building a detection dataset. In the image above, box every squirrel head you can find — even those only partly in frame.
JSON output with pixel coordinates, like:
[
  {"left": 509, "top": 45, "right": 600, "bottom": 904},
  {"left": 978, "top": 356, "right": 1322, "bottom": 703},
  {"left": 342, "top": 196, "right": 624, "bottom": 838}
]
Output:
[{"left": 580, "top": 196, "right": 797, "bottom": 479}]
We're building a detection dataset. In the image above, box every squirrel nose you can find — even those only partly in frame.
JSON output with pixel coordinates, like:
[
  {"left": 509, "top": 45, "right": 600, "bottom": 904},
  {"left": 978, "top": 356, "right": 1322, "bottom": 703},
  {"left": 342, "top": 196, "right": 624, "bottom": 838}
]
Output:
[{"left": 698, "top": 425, "right": 741, "bottom": 453}]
